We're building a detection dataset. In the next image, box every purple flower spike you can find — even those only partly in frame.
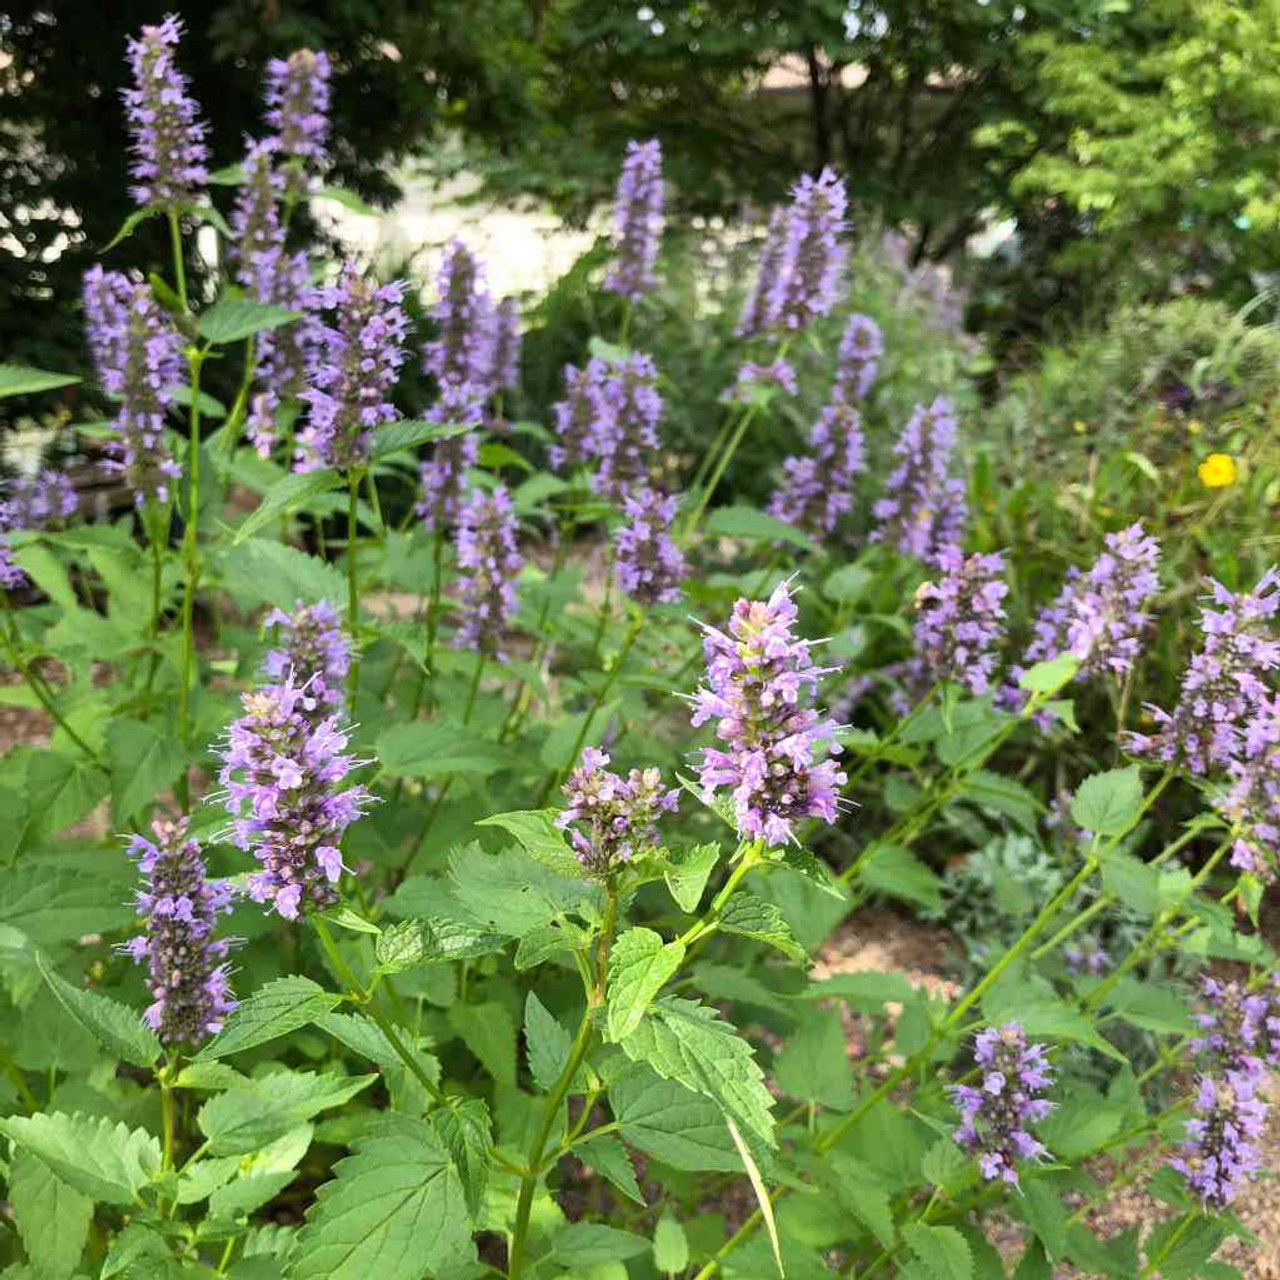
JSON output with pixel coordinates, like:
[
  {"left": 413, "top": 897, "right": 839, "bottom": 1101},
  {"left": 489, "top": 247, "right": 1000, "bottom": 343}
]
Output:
[
  {"left": 550, "top": 359, "right": 614, "bottom": 473},
  {"left": 424, "top": 240, "right": 496, "bottom": 397},
  {"left": 264, "top": 49, "right": 332, "bottom": 195},
  {"left": 834, "top": 314, "right": 883, "bottom": 402},
  {"left": 122, "top": 14, "right": 209, "bottom": 210},
  {"left": 769, "top": 168, "right": 848, "bottom": 332},
  {"left": 691, "top": 581, "right": 846, "bottom": 846},
  {"left": 616, "top": 486, "right": 686, "bottom": 606},
  {"left": 1190, "top": 975, "right": 1277, "bottom": 1082},
  {"left": 1223, "top": 694, "right": 1280, "bottom": 880},
  {"left": 731, "top": 359, "right": 798, "bottom": 403},
  {"left": 492, "top": 297, "right": 522, "bottom": 393},
  {"left": 83, "top": 266, "right": 182, "bottom": 505},
  {"left": 912, "top": 547, "right": 1008, "bottom": 697},
  {"left": 768, "top": 398, "right": 864, "bottom": 538},
  {"left": 263, "top": 600, "right": 350, "bottom": 709},
  {"left": 1170, "top": 1073, "right": 1267, "bottom": 1209},
  {"left": 738, "top": 207, "right": 789, "bottom": 339},
  {"left": 948, "top": 1023, "right": 1054, "bottom": 1187},
  {"left": 871, "top": 396, "right": 967, "bottom": 563},
  {"left": 295, "top": 264, "right": 408, "bottom": 473},
  {"left": 557, "top": 747, "right": 679, "bottom": 876},
  {"left": 604, "top": 140, "right": 664, "bottom": 303},
  {"left": 0, "top": 470, "right": 78, "bottom": 592},
  {"left": 119, "top": 817, "right": 237, "bottom": 1045},
  {"left": 455, "top": 485, "right": 522, "bottom": 659},
  {"left": 1127, "top": 568, "right": 1280, "bottom": 775},
  {"left": 218, "top": 674, "right": 372, "bottom": 920},
  {"left": 593, "top": 353, "right": 663, "bottom": 503},
  {"left": 232, "top": 138, "right": 284, "bottom": 281},
  {"left": 416, "top": 399, "right": 481, "bottom": 536}
]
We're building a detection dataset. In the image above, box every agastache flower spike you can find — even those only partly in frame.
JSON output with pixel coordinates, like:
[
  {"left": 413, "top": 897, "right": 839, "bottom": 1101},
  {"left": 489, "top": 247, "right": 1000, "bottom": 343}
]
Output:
[
  {"left": 737, "top": 207, "right": 788, "bottom": 338},
  {"left": 416, "top": 389, "right": 482, "bottom": 534},
  {"left": 218, "top": 674, "right": 372, "bottom": 920},
  {"left": 424, "top": 240, "right": 496, "bottom": 396},
  {"left": 231, "top": 138, "right": 284, "bottom": 280},
  {"left": 492, "top": 297, "right": 522, "bottom": 394},
  {"left": 296, "top": 264, "right": 408, "bottom": 473},
  {"left": 768, "top": 167, "right": 848, "bottom": 332},
  {"left": 768, "top": 398, "right": 864, "bottom": 537},
  {"left": 1190, "top": 976, "right": 1276, "bottom": 1081},
  {"left": 947, "top": 1023, "right": 1054, "bottom": 1187},
  {"left": 0, "top": 471, "right": 78, "bottom": 592},
  {"left": 119, "top": 817, "right": 237, "bottom": 1045},
  {"left": 83, "top": 266, "right": 182, "bottom": 505},
  {"left": 834, "top": 313, "right": 883, "bottom": 402},
  {"left": 690, "top": 581, "right": 846, "bottom": 846},
  {"left": 1170, "top": 1074, "right": 1267, "bottom": 1209},
  {"left": 615, "top": 486, "right": 686, "bottom": 606},
  {"left": 454, "top": 485, "right": 523, "bottom": 659},
  {"left": 1127, "top": 568, "right": 1280, "bottom": 775},
  {"left": 556, "top": 748, "right": 679, "bottom": 876},
  {"left": 122, "top": 14, "right": 209, "bottom": 210},
  {"left": 911, "top": 547, "right": 1008, "bottom": 697},
  {"left": 594, "top": 353, "right": 663, "bottom": 503},
  {"left": 263, "top": 601, "right": 350, "bottom": 709},
  {"left": 264, "top": 49, "right": 332, "bottom": 195},
  {"left": 604, "top": 140, "right": 664, "bottom": 303},
  {"left": 1223, "top": 695, "right": 1280, "bottom": 880},
  {"left": 730, "top": 360, "right": 798, "bottom": 403},
  {"left": 549, "top": 359, "right": 614, "bottom": 473},
  {"left": 871, "top": 396, "right": 967, "bottom": 563}
]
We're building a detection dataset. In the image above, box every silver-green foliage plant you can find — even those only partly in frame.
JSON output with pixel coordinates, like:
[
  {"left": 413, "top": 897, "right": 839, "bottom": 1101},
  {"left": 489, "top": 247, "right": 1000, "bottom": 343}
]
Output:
[{"left": 0, "top": 14, "right": 1277, "bottom": 1280}]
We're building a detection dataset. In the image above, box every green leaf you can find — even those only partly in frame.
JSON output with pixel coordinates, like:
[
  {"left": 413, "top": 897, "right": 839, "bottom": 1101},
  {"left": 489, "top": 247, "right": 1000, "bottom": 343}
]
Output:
[
  {"left": 653, "top": 1215, "right": 689, "bottom": 1274},
  {"left": 9, "top": 1147, "right": 93, "bottom": 1279},
  {"left": 106, "top": 718, "right": 189, "bottom": 828},
  {"left": 314, "top": 185, "right": 381, "bottom": 218},
  {"left": 1037, "top": 1087, "right": 1125, "bottom": 1161},
  {"left": 964, "top": 770, "right": 1043, "bottom": 833},
  {"left": 618, "top": 997, "right": 775, "bottom": 1145},
  {"left": 705, "top": 504, "right": 818, "bottom": 553},
  {"left": 774, "top": 845, "right": 848, "bottom": 899},
  {"left": 221, "top": 538, "right": 349, "bottom": 611},
  {"left": 24, "top": 751, "right": 111, "bottom": 841},
  {"left": 0, "top": 785, "right": 30, "bottom": 864},
  {"left": 167, "top": 381, "right": 227, "bottom": 418},
  {"left": 772, "top": 1008, "right": 854, "bottom": 1111},
  {"left": 447, "top": 1000, "right": 516, "bottom": 1086},
  {"left": 198, "top": 298, "right": 300, "bottom": 345},
  {"left": 859, "top": 844, "right": 943, "bottom": 912},
  {"left": 375, "top": 917, "right": 507, "bottom": 974},
  {"left": 553, "top": 1223, "right": 650, "bottom": 1267},
  {"left": 821, "top": 1151, "right": 895, "bottom": 1250},
  {"left": 663, "top": 843, "right": 721, "bottom": 913},
  {"left": 431, "top": 1098, "right": 492, "bottom": 1221},
  {"left": 0, "top": 1111, "right": 160, "bottom": 1205},
  {"left": 101, "top": 205, "right": 162, "bottom": 251},
  {"left": 1020, "top": 1178, "right": 1068, "bottom": 1262},
  {"left": 514, "top": 920, "right": 584, "bottom": 971},
  {"left": 197, "top": 1071, "right": 376, "bottom": 1156},
  {"left": 800, "top": 970, "right": 914, "bottom": 1013},
  {"left": 903, "top": 1223, "right": 973, "bottom": 1280},
  {"left": 608, "top": 1063, "right": 752, "bottom": 1173},
  {"left": 377, "top": 722, "right": 512, "bottom": 778},
  {"left": 577, "top": 1133, "right": 644, "bottom": 1206},
  {"left": 1101, "top": 851, "right": 1162, "bottom": 916},
  {"left": 1070, "top": 767, "right": 1143, "bottom": 836},
  {"left": 822, "top": 564, "right": 873, "bottom": 604},
  {"left": 101, "top": 1222, "right": 172, "bottom": 1278},
  {"left": 523, "top": 991, "right": 578, "bottom": 1093},
  {"left": 475, "top": 809, "right": 583, "bottom": 877},
  {"left": 607, "top": 928, "right": 686, "bottom": 1041},
  {"left": 1017, "top": 654, "right": 1080, "bottom": 695},
  {"left": 208, "top": 164, "right": 245, "bottom": 185},
  {"left": 0, "top": 860, "right": 135, "bottom": 946},
  {"left": 37, "top": 951, "right": 162, "bottom": 1068},
  {"left": 1105, "top": 979, "right": 1195, "bottom": 1036},
  {"left": 717, "top": 891, "right": 806, "bottom": 962},
  {"left": 369, "top": 418, "right": 476, "bottom": 461},
  {"left": 193, "top": 976, "right": 342, "bottom": 1061},
  {"left": 0, "top": 363, "right": 81, "bottom": 399},
  {"left": 290, "top": 1113, "right": 475, "bottom": 1280},
  {"left": 447, "top": 843, "right": 601, "bottom": 938},
  {"left": 921, "top": 1139, "right": 977, "bottom": 1194},
  {"left": 231, "top": 469, "right": 344, "bottom": 544}
]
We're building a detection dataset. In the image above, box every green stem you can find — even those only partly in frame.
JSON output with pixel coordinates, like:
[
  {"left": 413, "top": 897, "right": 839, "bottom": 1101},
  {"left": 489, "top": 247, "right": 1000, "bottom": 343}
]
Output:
[
  {"left": 347, "top": 471, "right": 361, "bottom": 701},
  {"left": 678, "top": 841, "right": 761, "bottom": 947},
  {"left": 176, "top": 349, "right": 205, "bottom": 808},
  {"left": 160, "top": 1074, "right": 177, "bottom": 1172},
  {"left": 167, "top": 211, "right": 187, "bottom": 310},
  {"left": 142, "top": 504, "right": 166, "bottom": 699},
  {"left": 0, "top": 595, "right": 104, "bottom": 763},
  {"left": 1139, "top": 1210, "right": 1198, "bottom": 1279},
  {"left": 841, "top": 683, "right": 939, "bottom": 795}
]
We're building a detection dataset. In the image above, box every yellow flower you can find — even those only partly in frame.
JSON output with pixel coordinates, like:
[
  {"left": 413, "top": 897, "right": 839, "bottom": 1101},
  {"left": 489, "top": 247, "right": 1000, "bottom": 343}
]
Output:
[
  {"left": 1187, "top": 418, "right": 1202, "bottom": 436},
  {"left": 1197, "top": 453, "right": 1237, "bottom": 489},
  {"left": 1071, "top": 419, "right": 1086, "bottom": 435}
]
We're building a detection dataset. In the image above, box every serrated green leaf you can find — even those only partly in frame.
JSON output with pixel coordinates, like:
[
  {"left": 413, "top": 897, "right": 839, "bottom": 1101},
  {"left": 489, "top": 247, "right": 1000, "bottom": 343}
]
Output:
[
  {"left": 101, "top": 1222, "right": 172, "bottom": 1278},
  {"left": 524, "top": 991, "right": 579, "bottom": 1093},
  {"left": 607, "top": 928, "right": 686, "bottom": 1041},
  {"left": 431, "top": 1098, "right": 492, "bottom": 1222},
  {"left": 1021, "top": 1178, "right": 1067, "bottom": 1262},
  {"left": 921, "top": 1138, "right": 976, "bottom": 1194},
  {"left": 193, "top": 976, "right": 341, "bottom": 1061},
  {"left": 447, "top": 1000, "right": 516, "bottom": 1086},
  {"left": 577, "top": 1133, "right": 644, "bottom": 1206},
  {"left": 198, "top": 1071, "right": 375, "bottom": 1156},
  {"left": 369, "top": 418, "right": 475, "bottom": 461},
  {"left": 1071, "top": 767, "right": 1143, "bottom": 837},
  {"left": 617, "top": 996, "right": 775, "bottom": 1145},
  {"left": 717, "top": 891, "right": 806, "bottom": 962},
  {"left": 377, "top": 722, "right": 512, "bottom": 779},
  {"left": 553, "top": 1223, "right": 650, "bottom": 1266},
  {"left": 0, "top": 860, "right": 135, "bottom": 946},
  {"left": 822, "top": 563, "right": 873, "bottom": 604},
  {"left": 775, "top": 845, "right": 848, "bottom": 899},
  {"left": 772, "top": 1008, "right": 853, "bottom": 1110},
  {"left": 822, "top": 1151, "right": 895, "bottom": 1249},
  {"left": 705, "top": 504, "right": 818, "bottom": 553},
  {"left": 24, "top": 751, "right": 111, "bottom": 842},
  {"left": 0, "top": 1111, "right": 160, "bottom": 1205},
  {"left": 1018, "top": 654, "right": 1080, "bottom": 695},
  {"left": 290, "top": 1113, "right": 475, "bottom": 1280},
  {"left": 106, "top": 718, "right": 189, "bottom": 828},
  {"left": 663, "top": 843, "right": 721, "bottom": 913},
  {"left": 375, "top": 920, "right": 429, "bottom": 974},
  {"left": 859, "top": 844, "right": 943, "bottom": 912},
  {"left": 9, "top": 1147, "right": 93, "bottom": 1278},
  {"left": 232, "top": 469, "right": 344, "bottom": 544},
  {"left": 37, "top": 951, "right": 162, "bottom": 1068},
  {"left": 198, "top": 298, "right": 299, "bottom": 345},
  {"left": 447, "top": 843, "right": 601, "bottom": 937},
  {"left": 221, "top": 537, "right": 349, "bottom": 611},
  {"left": 903, "top": 1223, "right": 973, "bottom": 1280},
  {"left": 475, "top": 809, "right": 582, "bottom": 877},
  {"left": 514, "top": 920, "right": 584, "bottom": 971}
]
